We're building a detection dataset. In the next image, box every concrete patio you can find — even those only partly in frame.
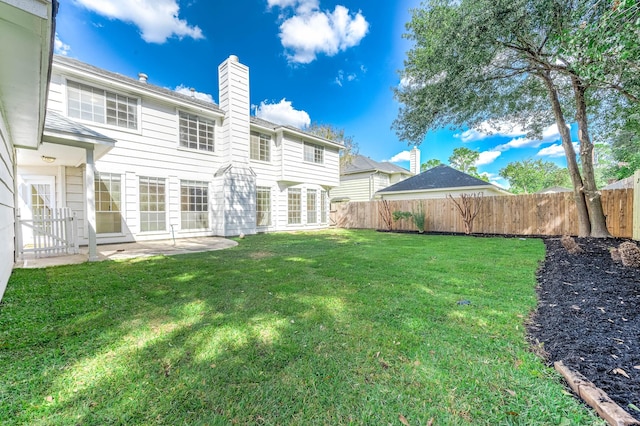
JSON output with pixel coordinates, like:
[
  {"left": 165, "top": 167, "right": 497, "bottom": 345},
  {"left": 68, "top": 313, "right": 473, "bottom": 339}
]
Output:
[{"left": 14, "top": 237, "right": 238, "bottom": 269}]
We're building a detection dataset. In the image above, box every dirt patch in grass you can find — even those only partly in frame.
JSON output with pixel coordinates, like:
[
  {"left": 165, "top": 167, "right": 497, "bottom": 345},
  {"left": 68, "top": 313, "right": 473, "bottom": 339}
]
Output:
[{"left": 528, "top": 237, "right": 640, "bottom": 414}]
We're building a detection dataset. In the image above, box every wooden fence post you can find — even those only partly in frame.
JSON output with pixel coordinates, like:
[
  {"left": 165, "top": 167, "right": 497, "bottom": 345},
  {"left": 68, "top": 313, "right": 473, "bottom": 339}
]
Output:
[{"left": 634, "top": 170, "right": 640, "bottom": 241}]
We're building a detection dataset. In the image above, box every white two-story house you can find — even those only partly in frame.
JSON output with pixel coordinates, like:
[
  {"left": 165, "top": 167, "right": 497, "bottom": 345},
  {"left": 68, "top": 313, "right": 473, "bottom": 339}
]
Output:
[{"left": 16, "top": 54, "right": 342, "bottom": 259}]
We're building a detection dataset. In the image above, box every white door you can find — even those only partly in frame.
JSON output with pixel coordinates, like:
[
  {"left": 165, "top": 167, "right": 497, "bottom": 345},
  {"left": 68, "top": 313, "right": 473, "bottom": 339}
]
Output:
[{"left": 19, "top": 176, "right": 56, "bottom": 248}]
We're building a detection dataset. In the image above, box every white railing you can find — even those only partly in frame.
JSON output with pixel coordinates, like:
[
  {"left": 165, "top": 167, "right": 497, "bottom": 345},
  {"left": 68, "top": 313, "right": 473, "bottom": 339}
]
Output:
[{"left": 17, "top": 208, "right": 79, "bottom": 259}]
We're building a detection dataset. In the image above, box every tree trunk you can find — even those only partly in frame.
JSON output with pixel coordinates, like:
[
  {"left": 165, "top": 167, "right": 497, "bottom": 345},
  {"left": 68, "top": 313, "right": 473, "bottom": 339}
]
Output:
[
  {"left": 540, "top": 71, "right": 591, "bottom": 236},
  {"left": 572, "top": 77, "right": 612, "bottom": 237}
]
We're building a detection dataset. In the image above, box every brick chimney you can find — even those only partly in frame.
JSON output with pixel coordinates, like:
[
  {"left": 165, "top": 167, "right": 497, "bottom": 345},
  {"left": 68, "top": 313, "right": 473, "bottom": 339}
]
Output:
[
  {"left": 218, "top": 55, "right": 250, "bottom": 164},
  {"left": 409, "top": 146, "right": 420, "bottom": 175}
]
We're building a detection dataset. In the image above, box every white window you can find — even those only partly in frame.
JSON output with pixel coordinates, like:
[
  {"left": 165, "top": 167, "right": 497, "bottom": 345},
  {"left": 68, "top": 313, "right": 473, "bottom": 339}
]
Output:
[
  {"left": 256, "top": 187, "right": 271, "bottom": 226},
  {"left": 139, "top": 177, "right": 166, "bottom": 232},
  {"left": 179, "top": 112, "right": 215, "bottom": 152},
  {"left": 181, "top": 180, "right": 209, "bottom": 230},
  {"left": 95, "top": 173, "right": 122, "bottom": 234},
  {"left": 250, "top": 132, "right": 271, "bottom": 162},
  {"left": 67, "top": 81, "right": 138, "bottom": 129},
  {"left": 288, "top": 188, "right": 301, "bottom": 224},
  {"left": 304, "top": 142, "right": 324, "bottom": 164},
  {"left": 307, "top": 189, "right": 317, "bottom": 224}
]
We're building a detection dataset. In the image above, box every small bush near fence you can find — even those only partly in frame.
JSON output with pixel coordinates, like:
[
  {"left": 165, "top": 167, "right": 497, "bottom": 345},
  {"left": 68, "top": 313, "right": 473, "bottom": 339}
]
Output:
[{"left": 331, "top": 189, "right": 634, "bottom": 238}]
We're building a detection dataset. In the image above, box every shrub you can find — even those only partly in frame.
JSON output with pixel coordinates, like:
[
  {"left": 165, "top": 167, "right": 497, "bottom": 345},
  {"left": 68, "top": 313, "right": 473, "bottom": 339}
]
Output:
[{"left": 412, "top": 202, "right": 426, "bottom": 233}]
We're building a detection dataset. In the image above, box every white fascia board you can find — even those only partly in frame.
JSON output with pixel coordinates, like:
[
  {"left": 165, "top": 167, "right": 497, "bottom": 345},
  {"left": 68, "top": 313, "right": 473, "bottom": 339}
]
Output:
[{"left": 53, "top": 61, "right": 225, "bottom": 119}]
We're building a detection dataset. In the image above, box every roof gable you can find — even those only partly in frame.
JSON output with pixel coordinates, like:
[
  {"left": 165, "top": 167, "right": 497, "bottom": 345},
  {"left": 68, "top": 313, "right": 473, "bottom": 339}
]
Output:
[
  {"left": 377, "top": 164, "right": 494, "bottom": 193},
  {"left": 342, "top": 155, "right": 411, "bottom": 175}
]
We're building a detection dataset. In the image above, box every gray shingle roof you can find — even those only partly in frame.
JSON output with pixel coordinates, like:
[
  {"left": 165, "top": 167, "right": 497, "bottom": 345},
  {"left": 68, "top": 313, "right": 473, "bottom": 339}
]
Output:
[
  {"left": 342, "top": 155, "right": 411, "bottom": 175},
  {"left": 377, "top": 164, "right": 494, "bottom": 193},
  {"left": 44, "top": 110, "right": 116, "bottom": 143},
  {"left": 602, "top": 176, "right": 634, "bottom": 190}
]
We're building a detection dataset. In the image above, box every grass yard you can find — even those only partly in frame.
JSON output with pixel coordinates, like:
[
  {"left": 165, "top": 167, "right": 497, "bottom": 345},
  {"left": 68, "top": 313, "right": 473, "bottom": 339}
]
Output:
[{"left": 0, "top": 229, "right": 603, "bottom": 425}]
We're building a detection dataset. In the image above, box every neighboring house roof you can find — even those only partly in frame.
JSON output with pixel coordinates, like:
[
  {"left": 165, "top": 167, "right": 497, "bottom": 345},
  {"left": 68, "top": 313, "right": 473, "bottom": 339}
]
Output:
[
  {"left": 377, "top": 164, "right": 505, "bottom": 194},
  {"left": 535, "top": 186, "right": 572, "bottom": 194},
  {"left": 602, "top": 176, "right": 634, "bottom": 190},
  {"left": 342, "top": 155, "right": 411, "bottom": 176}
]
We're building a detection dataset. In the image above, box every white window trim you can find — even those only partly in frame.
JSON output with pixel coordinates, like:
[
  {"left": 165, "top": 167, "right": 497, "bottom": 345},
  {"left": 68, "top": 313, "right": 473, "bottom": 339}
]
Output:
[{"left": 63, "top": 78, "right": 141, "bottom": 135}]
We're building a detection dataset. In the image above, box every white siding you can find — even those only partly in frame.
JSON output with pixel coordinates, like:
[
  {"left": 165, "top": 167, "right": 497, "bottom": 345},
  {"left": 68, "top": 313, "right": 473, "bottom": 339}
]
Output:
[
  {"left": 281, "top": 136, "right": 340, "bottom": 186},
  {"left": 65, "top": 166, "right": 86, "bottom": 241},
  {"left": 0, "top": 115, "right": 14, "bottom": 299},
  {"left": 330, "top": 174, "right": 373, "bottom": 202}
]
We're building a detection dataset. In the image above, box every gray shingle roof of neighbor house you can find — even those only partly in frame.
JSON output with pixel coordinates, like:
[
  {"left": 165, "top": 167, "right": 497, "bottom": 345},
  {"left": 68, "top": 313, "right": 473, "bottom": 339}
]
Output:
[
  {"left": 377, "top": 164, "right": 501, "bottom": 193},
  {"left": 342, "top": 155, "right": 411, "bottom": 175},
  {"left": 602, "top": 176, "right": 634, "bottom": 190}
]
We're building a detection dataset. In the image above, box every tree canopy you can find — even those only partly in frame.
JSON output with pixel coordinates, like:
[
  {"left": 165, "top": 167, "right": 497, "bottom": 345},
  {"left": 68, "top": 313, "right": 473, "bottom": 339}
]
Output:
[
  {"left": 420, "top": 158, "right": 443, "bottom": 172},
  {"left": 393, "top": 0, "right": 639, "bottom": 236},
  {"left": 499, "top": 159, "right": 571, "bottom": 194},
  {"left": 306, "top": 123, "right": 359, "bottom": 171}
]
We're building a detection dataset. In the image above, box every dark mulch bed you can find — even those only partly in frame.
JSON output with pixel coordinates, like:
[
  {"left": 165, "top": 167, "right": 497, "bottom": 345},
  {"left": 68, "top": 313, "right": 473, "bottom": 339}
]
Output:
[{"left": 528, "top": 237, "right": 640, "bottom": 415}]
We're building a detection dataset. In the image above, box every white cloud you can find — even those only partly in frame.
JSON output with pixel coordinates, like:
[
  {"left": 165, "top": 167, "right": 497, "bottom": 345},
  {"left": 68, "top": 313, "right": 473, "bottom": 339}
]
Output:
[
  {"left": 494, "top": 123, "right": 569, "bottom": 152},
  {"left": 54, "top": 33, "right": 71, "bottom": 55},
  {"left": 386, "top": 151, "right": 411, "bottom": 163},
  {"left": 476, "top": 150, "right": 501, "bottom": 166},
  {"left": 74, "top": 0, "right": 203, "bottom": 43},
  {"left": 270, "top": 1, "right": 369, "bottom": 64},
  {"left": 254, "top": 98, "right": 311, "bottom": 128},
  {"left": 335, "top": 69, "right": 357, "bottom": 86},
  {"left": 174, "top": 85, "right": 214, "bottom": 103},
  {"left": 536, "top": 143, "right": 578, "bottom": 158},
  {"left": 455, "top": 121, "right": 527, "bottom": 143}
]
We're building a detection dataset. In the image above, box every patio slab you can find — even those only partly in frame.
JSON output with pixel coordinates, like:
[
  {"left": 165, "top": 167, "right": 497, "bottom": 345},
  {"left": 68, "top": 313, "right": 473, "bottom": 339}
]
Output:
[{"left": 14, "top": 236, "right": 238, "bottom": 269}]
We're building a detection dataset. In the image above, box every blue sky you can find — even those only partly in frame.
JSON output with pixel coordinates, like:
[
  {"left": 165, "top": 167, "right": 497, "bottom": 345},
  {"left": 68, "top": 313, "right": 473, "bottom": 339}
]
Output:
[{"left": 53, "top": 0, "right": 575, "bottom": 187}]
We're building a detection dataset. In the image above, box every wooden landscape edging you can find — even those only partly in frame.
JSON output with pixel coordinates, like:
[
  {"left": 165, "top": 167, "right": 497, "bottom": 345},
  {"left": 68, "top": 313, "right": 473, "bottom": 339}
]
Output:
[{"left": 554, "top": 361, "right": 640, "bottom": 426}]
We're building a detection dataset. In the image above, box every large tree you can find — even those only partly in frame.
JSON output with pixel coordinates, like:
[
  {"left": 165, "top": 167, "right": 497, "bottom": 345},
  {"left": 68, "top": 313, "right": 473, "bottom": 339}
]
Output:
[
  {"left": 307, "top": 123, "right": 359, "bottom": 171},
  {"left": 393, "top": 0, "right": 636, "bottom": 237},
  {"left": 448, "top": 147, "right": 488, "bottom": 181},
  {"left": 500, "top": 159, "right": 571, "bottom": 194},
  {"left": 421, "top": 158, "right": 442, "bottom": 172}
]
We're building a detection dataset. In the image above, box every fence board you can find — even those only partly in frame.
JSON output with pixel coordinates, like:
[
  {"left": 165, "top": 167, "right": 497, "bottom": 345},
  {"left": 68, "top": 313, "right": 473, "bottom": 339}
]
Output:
[{"left": 332, "top": 189, "right": 634, "bottom": 238}]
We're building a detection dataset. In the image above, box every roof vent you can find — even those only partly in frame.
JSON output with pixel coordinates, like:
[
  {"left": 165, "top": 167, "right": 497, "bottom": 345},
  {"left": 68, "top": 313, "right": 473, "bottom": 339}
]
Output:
[
  {"left": 190, "top": 88, "right": 195, "bottom": 98},
  {"left": 138, "top": 72, "right": 148, "bottom": 83}
]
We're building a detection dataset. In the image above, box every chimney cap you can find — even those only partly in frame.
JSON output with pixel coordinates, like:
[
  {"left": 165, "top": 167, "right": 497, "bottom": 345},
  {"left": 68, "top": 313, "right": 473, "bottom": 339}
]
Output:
[
  {"left": 228, "top": 55, "right": 239, "bottom": 63},
  {"left": 138, "top": 72, "right": 148, "bottom": 83}
]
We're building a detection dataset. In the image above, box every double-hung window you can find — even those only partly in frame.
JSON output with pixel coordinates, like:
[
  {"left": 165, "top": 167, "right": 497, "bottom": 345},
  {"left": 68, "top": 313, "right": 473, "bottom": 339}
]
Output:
[
  {"left": 179, "top": 112, "right": 215, "bottom": 152},
  {"left": 256, "top": 187, "right": 271, "bottom": 226},
  {"left": 303, "top": 142, "right": 324, "bottom": 164},
  {"left": 95, "top": 173, "right": 122, "bottom": 233},
  {"left": 67, "top": 81, "right": 138, "bottom": 129},
  {"left": 181, "top": 180, "right": 209, "bottom": 230},
  {"left": 250, "top": 132, "right": 271, "bottom": 162},
  {"left": 139, "top": 177, "right": 166, "bottom": 232},
  {"left": 307, "top": 189, "right": 317, "bottom": 224},
  {"left": 288, "top": 188, "right": 301, "bottom": 224}
]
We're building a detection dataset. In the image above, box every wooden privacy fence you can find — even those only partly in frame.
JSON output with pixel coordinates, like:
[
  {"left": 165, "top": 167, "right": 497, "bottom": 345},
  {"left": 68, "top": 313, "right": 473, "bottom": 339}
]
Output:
[{"left": 331, "top": 188, "right": 634, "bottom": 238}]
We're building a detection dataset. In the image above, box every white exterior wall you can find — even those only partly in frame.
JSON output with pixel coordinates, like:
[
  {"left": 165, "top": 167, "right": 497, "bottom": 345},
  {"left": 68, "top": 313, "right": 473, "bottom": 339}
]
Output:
[
  {"left": 281, "top": 135, "right": 340, "bottom": 187},
  {"left": 0, "top": 115, "right": 14, "bottom": 299},
  {"left": 18, "top": 57, "right": 341, "bottom": 246}
]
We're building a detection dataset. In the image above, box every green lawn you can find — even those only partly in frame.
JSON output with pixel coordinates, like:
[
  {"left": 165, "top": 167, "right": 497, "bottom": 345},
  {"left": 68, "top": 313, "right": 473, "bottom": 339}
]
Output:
[{"left": 0, "top": 230, "right": 602, "bottom": 425}]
